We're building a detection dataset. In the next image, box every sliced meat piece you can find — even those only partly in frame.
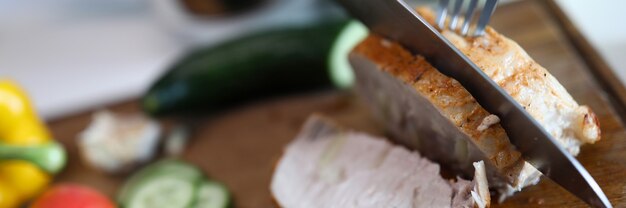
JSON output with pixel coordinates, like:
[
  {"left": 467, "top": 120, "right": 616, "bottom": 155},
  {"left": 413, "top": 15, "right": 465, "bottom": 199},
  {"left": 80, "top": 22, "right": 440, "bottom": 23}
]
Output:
[
  {"left": 416, "top": 8, "right": 600, "bottom": 154},
  {"left": 349, "top": 8, "right": 599, "bottom": 199},
  {"left": 271, "top": 115, "right": 490, "bottom": 208}
]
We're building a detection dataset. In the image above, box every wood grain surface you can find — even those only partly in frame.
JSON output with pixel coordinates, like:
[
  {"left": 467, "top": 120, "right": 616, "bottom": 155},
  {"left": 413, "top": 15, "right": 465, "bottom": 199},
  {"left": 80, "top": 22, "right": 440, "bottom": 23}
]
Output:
[{"left": 49, "top": 0, "right": 626, "bottom": 207}]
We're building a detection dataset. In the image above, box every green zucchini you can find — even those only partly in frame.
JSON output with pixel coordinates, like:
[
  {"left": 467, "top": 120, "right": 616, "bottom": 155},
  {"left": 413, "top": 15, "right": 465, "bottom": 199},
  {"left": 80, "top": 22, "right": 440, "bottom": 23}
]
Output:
[{"left": 143, "top": 20, "right": 349, "bottom": 117}]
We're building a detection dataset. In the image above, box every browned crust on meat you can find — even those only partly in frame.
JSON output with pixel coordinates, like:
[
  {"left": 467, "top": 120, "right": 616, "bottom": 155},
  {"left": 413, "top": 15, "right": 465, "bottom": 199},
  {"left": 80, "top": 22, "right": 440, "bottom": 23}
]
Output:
[
  {"left": 354, "top": 35, "right": 524, "bottom": 185},
  {"left": 353, "top": 37, "right": 428, "bottom": 83}
]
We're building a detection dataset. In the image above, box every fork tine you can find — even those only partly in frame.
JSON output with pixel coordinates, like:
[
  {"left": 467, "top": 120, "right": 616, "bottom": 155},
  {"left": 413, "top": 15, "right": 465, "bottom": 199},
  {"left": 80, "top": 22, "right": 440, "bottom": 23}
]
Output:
[
  {"left": 436, "top": 0, "right": 450, "bottom": 29},
  {"left": 473, "top": 0, "right": 498, "bottom": 36},
  {"left": 460, "top": 0, "right": 478, "bottom": 36},
  {"left": 448, "top": 0, "right": 464, "bottom": 30}
]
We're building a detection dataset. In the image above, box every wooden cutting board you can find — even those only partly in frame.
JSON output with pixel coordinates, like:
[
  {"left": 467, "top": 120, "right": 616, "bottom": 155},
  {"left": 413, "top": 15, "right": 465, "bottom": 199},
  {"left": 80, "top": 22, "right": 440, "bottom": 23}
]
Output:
[{"left": 49, "top": 0, "right": 626, "bottom": 207}]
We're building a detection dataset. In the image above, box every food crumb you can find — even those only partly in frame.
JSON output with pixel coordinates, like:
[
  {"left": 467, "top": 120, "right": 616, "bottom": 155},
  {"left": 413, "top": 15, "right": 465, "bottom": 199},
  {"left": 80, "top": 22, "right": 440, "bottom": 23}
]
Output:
[
  {"left": 528, "top": 197, "right": 545, "bottom": 205},
  {"left": 477, "top": 114, "right": 500, "bottom": 131},
  {"left": 381, "top": 39, "right": 392, "bottom": 48}
]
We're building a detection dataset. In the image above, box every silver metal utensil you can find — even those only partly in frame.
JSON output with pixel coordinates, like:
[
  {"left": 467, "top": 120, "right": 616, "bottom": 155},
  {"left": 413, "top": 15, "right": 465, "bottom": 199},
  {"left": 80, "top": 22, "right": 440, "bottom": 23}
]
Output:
[
  {"left": 436, "top": 0, "right": 497, "bottom": 36},
  {"left": 335, "top": 0, "right": 612, "bottom": 207}
]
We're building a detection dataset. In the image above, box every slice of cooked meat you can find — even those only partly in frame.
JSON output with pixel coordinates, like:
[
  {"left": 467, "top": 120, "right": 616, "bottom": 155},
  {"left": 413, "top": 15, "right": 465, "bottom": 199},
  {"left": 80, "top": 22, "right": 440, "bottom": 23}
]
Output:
[
  {"left": 351, "top": 34, "right": 529, "bottom": 199},
  {"left": 416, "top": 8, "right": 600, "bottom": 154},
  {"left": 349, "top": 8, "right": 600, "bottom": 199},
  {"left": 271, "top": 115, "right": 490, "bottom": 208}
]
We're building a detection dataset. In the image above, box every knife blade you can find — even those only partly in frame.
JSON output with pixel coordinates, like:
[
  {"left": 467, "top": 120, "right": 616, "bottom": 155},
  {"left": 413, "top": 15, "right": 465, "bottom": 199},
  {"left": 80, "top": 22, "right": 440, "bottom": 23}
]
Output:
[{"left": 335, "top": 0, "right": 612, "bottom": 207}]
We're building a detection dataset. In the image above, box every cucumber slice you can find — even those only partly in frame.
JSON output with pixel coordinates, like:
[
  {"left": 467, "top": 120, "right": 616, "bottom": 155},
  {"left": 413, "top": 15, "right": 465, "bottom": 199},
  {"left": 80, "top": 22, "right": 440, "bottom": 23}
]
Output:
[
  {"left": 118, "top": 159, "right": 204, "bottom": 208},
  {"left": 192, "top": 180, "right": 231, "bottom": 208},
  {"left": 126, "top": 176, "right": 196, "bottom": 208},
  {"left": 328, "top": 21, "right": 368, "bottom": 89}
]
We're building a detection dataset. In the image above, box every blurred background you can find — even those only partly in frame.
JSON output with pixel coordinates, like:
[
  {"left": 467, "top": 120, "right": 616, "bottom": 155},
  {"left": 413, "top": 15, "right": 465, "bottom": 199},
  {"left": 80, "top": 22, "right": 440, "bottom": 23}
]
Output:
[{"left": 0, "top": 0, "right": 624, "bottom": 119}]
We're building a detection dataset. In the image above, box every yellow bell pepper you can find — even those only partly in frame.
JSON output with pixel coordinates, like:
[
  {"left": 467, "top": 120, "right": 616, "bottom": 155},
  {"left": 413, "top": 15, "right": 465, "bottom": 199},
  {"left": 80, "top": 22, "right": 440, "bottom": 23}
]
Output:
[{"left": 0, "top": 79, "right": 66, "bottom": 208}]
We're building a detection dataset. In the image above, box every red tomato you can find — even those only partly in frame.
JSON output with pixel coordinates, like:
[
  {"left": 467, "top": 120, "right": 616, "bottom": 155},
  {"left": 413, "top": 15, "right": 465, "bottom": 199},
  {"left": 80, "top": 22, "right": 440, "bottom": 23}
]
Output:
[{"left": 30, "top": 183, "right": 116, "bottom": 208}]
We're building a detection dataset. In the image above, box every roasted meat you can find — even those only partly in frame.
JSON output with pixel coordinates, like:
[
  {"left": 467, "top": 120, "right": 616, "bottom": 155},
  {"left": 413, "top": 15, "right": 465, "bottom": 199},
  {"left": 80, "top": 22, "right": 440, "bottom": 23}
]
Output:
[
  {"left": 271, "top": 116, "right": 490, "bottom": 208},
  {"left": 348, "top": 8, "right": 600, "bottom": 199},
  {"left": 417, "top": 8, "right": 600, "bottom": 154}
]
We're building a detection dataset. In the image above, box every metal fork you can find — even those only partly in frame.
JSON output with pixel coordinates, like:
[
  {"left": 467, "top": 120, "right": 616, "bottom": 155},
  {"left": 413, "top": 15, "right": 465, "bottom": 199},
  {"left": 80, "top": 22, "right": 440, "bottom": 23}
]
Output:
[{"left": 435, "top": 0, "right": 498, "bottom": 37}]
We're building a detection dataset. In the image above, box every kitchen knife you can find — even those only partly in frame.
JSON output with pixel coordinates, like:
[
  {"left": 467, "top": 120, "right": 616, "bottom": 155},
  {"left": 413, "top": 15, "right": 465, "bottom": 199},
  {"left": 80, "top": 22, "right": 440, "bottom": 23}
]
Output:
[{"left": 335, "top": 0, "right": 612, "bottom": 207}]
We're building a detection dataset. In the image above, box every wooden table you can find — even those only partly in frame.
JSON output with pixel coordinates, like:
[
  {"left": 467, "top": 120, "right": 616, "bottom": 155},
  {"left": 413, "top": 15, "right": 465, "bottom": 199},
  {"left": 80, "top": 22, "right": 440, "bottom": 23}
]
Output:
[{"left": 49, "top": 0, "right": 626, "bottom": 207}]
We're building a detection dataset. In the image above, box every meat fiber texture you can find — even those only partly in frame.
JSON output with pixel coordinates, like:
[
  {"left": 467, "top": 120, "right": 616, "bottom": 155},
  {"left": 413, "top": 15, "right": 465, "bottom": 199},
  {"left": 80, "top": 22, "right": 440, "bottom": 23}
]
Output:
[
  {"left": 349, "top": 7, "right": 600, "bottom": 200},
  {"left": 271, "top": 115, "right": 490, "bottom": 208}
]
